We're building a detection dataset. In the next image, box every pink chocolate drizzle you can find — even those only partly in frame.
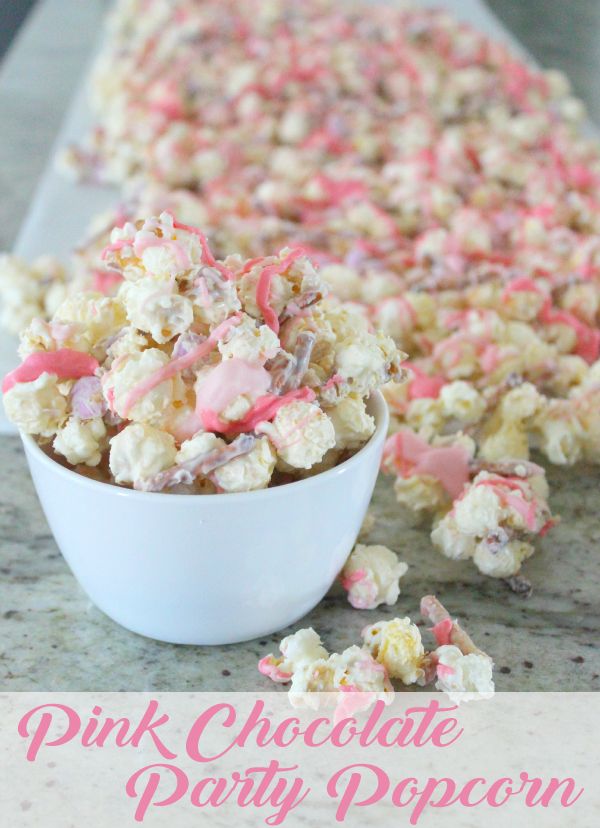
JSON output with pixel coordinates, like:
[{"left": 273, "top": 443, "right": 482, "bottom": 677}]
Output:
[
  {"left": 255, "top": 248, "right": 306, "bottom": 334},
  {"left": 2, "top": 349, "right": 99, "bottom": 394}
]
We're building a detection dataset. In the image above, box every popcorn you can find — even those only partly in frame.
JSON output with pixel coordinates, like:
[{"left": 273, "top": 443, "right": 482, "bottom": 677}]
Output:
[
  {"left": 439, "top": 381, "right": 486, "bottom": 425},
  {"left": 3, "top": 221, "right": 400, "bottom": 494},
  {"left": 420, "top": 595, "right": 495, "bottom": 703},
  {"left": 218, "top": 314, "right": 279, "bottom": 364},
  {"left": 53, "top": 416, "right": 107, "bottom": 466},
  {"left": 472, "top": 539, "right": 535, "bottom": 579},
  {"left": 361, "top": 618, "right": 426, "bottom": 685},
  {"left": 260, "top": 401, "right": 336, "bottom": 470},
  {"left": 340, "top": 544, "right": 408, "bottom": 610},
  {"left": 0, "top": 254, "right": 67, "bottom": 334},
  {"left": 532, "top": 400, "right": 584, "bottom": 465},
  {"left": 259, "top": 627, "right": 392, "bottom": 714},
  {"left": 258, "top": 628, "right": 328, "bottom": 683},
  {"left": 109, "top": 423, "right": 177, "bottom": 485},
  {"left": 431, "top": 468, "right": 554, "bottom": 578},
  {"left": 433, "top": 645, "right": 495, "bottom": 702},
  {"left": 2, "top": 373, "right": 68, "bottom": 437},
  {"left": 3, "top": 0, "right": 597, "bottom": 593},
  {"left": 326, "top": 395, "right": 376, "bottom": 450},
  {"left": 260, "top": 596, "right": 494, "bottom": 706},
  {"left": 119, "top": 276, "right": 194, "bottom": 343},
  {"left": 212, "top": 436, "right": 276, "bottom": 492},
  {"left": 102, "top": 348, "right": 185, "bottom": 424}
]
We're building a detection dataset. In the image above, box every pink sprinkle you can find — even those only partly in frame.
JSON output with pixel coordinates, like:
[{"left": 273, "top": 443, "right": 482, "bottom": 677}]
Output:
[{"left": 3, "top": 349, "right": 99, "bottom": 394}]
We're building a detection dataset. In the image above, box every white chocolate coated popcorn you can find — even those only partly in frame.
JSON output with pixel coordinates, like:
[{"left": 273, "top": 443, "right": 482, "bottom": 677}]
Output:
[
  {"left": 3, "top": 373, "right": 67, "bottom": 437},
  {"left": 264, "top": 401, "right": 335, "bottom": 470},
  {"left": 53, "top": 417, "right": 107, "bottom": 466},
  {"left": 109, "top": 423, "right": 177, "bottom": 484},
  {"left": 212, "top": 436, "right": 276, "bottom": 492},
  {"left": 341, "top": 544, "right": 408, "bottom": 610},
  {"left": 326, "top": 395, "right": 375, "bottom": 450},
  {"left": 362, "top": 617, "right": 425, "bottom": 685},
  {"left": 3, "top": 219, "right": 400, "bottom": 494},
  {"left": 434, "top": 645, "right": 495, "bottom": 702}
]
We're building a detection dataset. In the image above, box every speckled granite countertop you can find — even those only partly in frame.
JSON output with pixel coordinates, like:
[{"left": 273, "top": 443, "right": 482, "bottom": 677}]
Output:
[
  {"left": 2, "top": 432, "right": 599, "bottom": 691},
  {"left": 0, "top": 0, "right": 599, "bottom": 692}
]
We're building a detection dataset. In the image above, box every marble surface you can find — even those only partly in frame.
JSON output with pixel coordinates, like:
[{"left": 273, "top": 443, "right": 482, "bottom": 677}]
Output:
[
  {"left": 0, "top": 0, "right": 599, "bottom": 692},
  {"left": 1, "top": 432, "right": 599, "bottom": 691}
]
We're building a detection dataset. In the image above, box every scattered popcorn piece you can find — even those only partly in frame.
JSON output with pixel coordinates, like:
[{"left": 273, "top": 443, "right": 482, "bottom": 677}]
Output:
[
  {"left": 431, "top": 468, "right": 554, "bottom": 579},
  {"left": 361, "top": 617, "right": 426, "bottom": 685},
  {"left": 259, "top": 595, "right": 495, "bottom": 707},
  {"left": 420, "top": 595, "right": 495, "bottom": 703},
  {"left": 340, "top": 544, "right": 408, "bottom": 610}
]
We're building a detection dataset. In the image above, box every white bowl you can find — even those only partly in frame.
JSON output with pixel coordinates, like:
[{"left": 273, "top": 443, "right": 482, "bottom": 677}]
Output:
[{"left": 20, "top": 391, "right": 388, "bottom": 645}]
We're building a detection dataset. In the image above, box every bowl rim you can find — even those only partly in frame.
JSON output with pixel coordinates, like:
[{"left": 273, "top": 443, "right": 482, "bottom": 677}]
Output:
[{"left": 20, "top": 390, "right": 389, "bottom": 503}]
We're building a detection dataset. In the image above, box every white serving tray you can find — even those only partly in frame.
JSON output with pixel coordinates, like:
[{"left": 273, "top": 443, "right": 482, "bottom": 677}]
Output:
[{"left": 0, "top": 0, "right": 543, "bottom": 433}]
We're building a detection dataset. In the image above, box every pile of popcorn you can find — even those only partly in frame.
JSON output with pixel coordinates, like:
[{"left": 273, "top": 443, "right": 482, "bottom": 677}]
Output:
[
  {"left": 259, "top": 595, "right": 495, "bottom": 708},
  {"left": 2, "top": 213, "right": 402, "bottom": 493},
  {"left": 3, "top": 0, "right": 600, "bottom": 583}
]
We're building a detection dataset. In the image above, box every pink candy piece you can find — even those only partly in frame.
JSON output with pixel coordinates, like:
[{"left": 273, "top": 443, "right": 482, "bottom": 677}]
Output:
[
  {"left": 405, "top": 363, "right": 445, "bottom": 400},
  {"left": 382, "top": 430, "right": 470, "bottom": 500},
  {"left": 92, "top": 269, "right": 123, "bottom": 294},
  {"left": 2, "top": 349, "right": 99, "bottom": 394},
  {"left": 539, "top": 306, "right": 600, "bottom": 364},
  {"left": 121, "top": 314, "right": 242, "bottom": 418},
  {"left": 199, "top": 386, "right": 316, "bottom": 436},
  {"left": 323, "top": 373, "right": 343, "bottom": 391},
  {"left": 195, "top": 358, "right": 271, "bottom": 420},
  {"left": 257, "top": 657, "right": 292, "bottom": 684},
  {"left": 71, "top": 376, "right": 107, "bottom": 419}
]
